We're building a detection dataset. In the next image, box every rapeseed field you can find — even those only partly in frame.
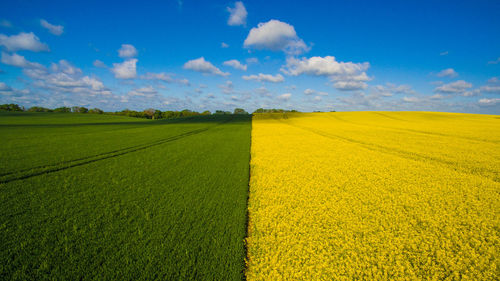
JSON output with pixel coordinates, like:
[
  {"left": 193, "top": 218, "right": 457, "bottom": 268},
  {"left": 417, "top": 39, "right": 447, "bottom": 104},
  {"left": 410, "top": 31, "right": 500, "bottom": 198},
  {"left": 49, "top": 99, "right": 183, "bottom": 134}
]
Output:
[{"left": 246, "top": 112, "right": 499, "bottom": 280}]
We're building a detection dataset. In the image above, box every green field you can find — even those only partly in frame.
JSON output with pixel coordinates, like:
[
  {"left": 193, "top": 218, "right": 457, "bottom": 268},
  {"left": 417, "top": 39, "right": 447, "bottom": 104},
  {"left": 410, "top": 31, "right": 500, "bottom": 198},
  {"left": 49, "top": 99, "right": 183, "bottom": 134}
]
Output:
[{"left": 0, "top": 112, "right": 251, "bottom": 280}]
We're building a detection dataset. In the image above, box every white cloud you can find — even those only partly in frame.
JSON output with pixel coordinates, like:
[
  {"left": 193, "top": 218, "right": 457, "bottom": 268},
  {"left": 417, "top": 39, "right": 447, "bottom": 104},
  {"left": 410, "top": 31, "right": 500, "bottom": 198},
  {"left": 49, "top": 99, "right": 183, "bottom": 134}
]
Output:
[
  {"left": 255, "top": 86, "right": 271, "bottom": 97},
  {"left": 118, "top": 44, "right": 138, "bottom": 58},
  {"left": 372, "top": 83, "right": 415, "bottom": 97},
  {"left": 183, "top": 57, "right": 229, "bottom": 76},
  {"left": 227, "top": 1, "right": 247, "bottom": 26},
  {"left": 40, "top": 19, "right": 64, "bottom": 36},
  {"left": 436, "top": 68, "right": 458, "bottom": 78},
  {"left": 403, "top": 96, "right": 419, "bottom": 103},
  {"left": 278, "top": 93, "right": 291, "bottom": 100},
  {"left": 242, "top": 73, "right": 284, "bottom": 83},
  {"left": 282, "top": 56, "right": 370, "bottom": 91},
  {"left": 141, "top": 72, "right": 190, "bottom": 85},
  {"left": 218, "top": 80, "right": 234, "bottom": 94},
  {"left": 22, "top": 60, "right": 112, "bottom": 98},
  {"left": 244, "top": 20, "right": 310, "bottom": 55},
  {"left": 0, "top": 32, "right": 49, "bottom": 52},
  {"left": 488, "top": 57, "right": 500, "bottom": 65},
  {"left": 93, "top": 60, "right": 106, "bottom": 68},
  {"left": 178, "top": 78, "right": 190, "bottom": 86},
  {"left": 440, "top": 51, "right": 449, "bottom": 56},
  {"left": 0, "top": 82, "right": 12, "bottom": 91},
  {"left": 282, "top": 56, "right": 369, "bottom": 77},
  {"left": 128, "top": 86, "right": 158, "bottom": 98},
  {"left": 223, "top": 59, "right": 247, "bottom": 71},
  {"left": 333, "top": 81, "right": 368, "bottom": 91},
  {"left": 479, "top": 85, "right": 500, "bottom": 94},
  {"left": 487, "top": 77, "right": 499, "bottom": 84},
  {"left": 304, "top": 89, "right": 315, "bottom": 95},
  {"left": 434, "top": 80, "right": 472, "bottom": 93},
  {"left": 1, "top": 52, "right": 43, "bottom": 68},
  {"left": 111, "top": 59, "right": 137, "bottom": 79},
  {"left": 142, "top": 72, "right": 173, "bottom": 82},
  {"left": 430, "top": 94, "right": 444, "bottom": 99},
  {"left": 313, "top": 96, "right": 322, "bottom": 102},
  {"left": 478, "top": 98, "right": 500, "bottom": 106},
  {"left": 317, "top": 91, "right": 328, "bottom": 96},
  {"left": 221, "top": 42, "right": 229, "bottom": 48},
  {"left": 246, "top": 57, "right": 259, "bottom": 64}
]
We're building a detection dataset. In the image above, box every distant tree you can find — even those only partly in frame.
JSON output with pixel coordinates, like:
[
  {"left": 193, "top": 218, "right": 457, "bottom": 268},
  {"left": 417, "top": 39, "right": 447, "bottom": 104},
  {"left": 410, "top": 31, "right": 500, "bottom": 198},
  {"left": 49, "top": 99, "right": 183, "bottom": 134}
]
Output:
[
  {"left": 27, "top": 106, "right": 52, "bottom": 112},
  {"left": 214, "top": 110, "right": 225, "bottom": 115},
  {"left": 0, "top": 104, "right": 24, "bottom": 111},
  {"left": 153, "top": 110, "right": 162, "bottom": 120},
  {"left": 144, "top": 108, "right": 155, "bottom": 119},
  {"left": 233, "top": 108, "right": 248, "bottom": 114},
  {"left": 201, "top": 110, "right": 211, "bottom": 115},
  {"left": 72, "top": 106, "right": 88, "bottom": 113},
  {"left": 53, "top": 106, "right": 71, "bottom": 113},
  {"left": 88, "top": 108, "right": 104, "bottom": 114},
  {"left": 253, "top": 108, "right": 299, "bottom": 114}
]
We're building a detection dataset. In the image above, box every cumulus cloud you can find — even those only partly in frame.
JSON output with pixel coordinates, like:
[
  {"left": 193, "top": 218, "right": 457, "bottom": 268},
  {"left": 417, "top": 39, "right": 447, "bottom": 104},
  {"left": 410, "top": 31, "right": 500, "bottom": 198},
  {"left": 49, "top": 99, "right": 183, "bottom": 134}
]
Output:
[
  {"left": 40, "top": 19, "right": 64, "bottom": 36},
  {"left": 282, "top": 56, "right": 370, "bottom": 91},
  {"left": 244, "top": 20, "right": 310, "bottom": 55},
  {"left": 436, "top": 68, "right": 458, "bottom": 78},
  {"left": 246, "top": 57, "right": 259, "bottom": 64},
  {"left": 1, "top": 52, "right": 43, "bottom": 68},
  {"left": 479, "top": 85, "right": 500, "bottom": 94},
  {"left": 21, "top": 60, "right": 112, "bottom": 98},
  {"left": 242, "top": 73, "right": 284, "bottom": 83},
  {"left": 255, "top": 86, "right": 271, "bottom": 97},
  {"left": 141, "top": 72, "right": 174, "bottom": 82},
  {"left": 402, "top": 96, "right": 419, "bottom": 103},
  {"left": 227, "top": 1, "right": 247, "bottom": 26},
  {"left": 478, "top": 98, "right": 500, "bottom": 106},
  {"left": 333, "top": 81, "right": 368, "bottom": 91},
  {"left": 487, "top": 77, "right": 499, "bottom": 84},
  {"left": 372, "top": 83, "right": 415, "bottom": 97},
  {"left": 278, "top": 93, "right": 291, "bottom": 100},
  {"left": 0, "top": 32, "right": 49, "bottom": 52},
  {"left": 118, "top": 44, "right": 138, "bottom": 58},
  {"left": 111, "top": 59, "right": 137, "bottom": 79},
  {"left": 282, "top": 56, "right": 369, "bottom": 77},
  {"left": 0, "top": 81, "right": 12, "bottom": 92},
  {"left": 128, "top": 86, "right": 158, "bottom": 98},
  {"left": 223, "top": 59, "right": 247, "bottom": 71},
  {"left": 434, "top": 80, "right": 472, "bottom": 93},
  {"left": 93, "top": 60, "right": 106, "bottom": 68},
  {"left": 440, "top": 51, "right": 449, "bottom": 56},
  {"left": 183, "top": 57, "right": 229, "bottom": 76},
  {"left": 304, "top": 89, "right": 315, "bottom": 95},
  {"left": 141, "top": 72, "right": 190, "bottom": 85},
  {"left": 218, "top": 80, "right": 234, "bottom": 94},
  {"left": 221, "top": 42, "right": 229, "bottom": 48}
]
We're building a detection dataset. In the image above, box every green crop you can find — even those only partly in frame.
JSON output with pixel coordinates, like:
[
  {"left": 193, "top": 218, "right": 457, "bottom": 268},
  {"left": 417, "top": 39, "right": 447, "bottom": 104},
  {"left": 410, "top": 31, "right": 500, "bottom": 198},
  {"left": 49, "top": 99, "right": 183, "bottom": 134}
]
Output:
[{"left": 0, "top": 112, "right": 251, "bottom": 280}]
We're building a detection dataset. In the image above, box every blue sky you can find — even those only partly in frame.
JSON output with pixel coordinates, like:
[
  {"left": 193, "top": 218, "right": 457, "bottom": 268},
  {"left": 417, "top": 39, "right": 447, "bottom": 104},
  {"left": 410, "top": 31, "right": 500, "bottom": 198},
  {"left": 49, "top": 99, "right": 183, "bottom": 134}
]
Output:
[{"left": 0, "top": 0, "right": 499, "bottom": 113}]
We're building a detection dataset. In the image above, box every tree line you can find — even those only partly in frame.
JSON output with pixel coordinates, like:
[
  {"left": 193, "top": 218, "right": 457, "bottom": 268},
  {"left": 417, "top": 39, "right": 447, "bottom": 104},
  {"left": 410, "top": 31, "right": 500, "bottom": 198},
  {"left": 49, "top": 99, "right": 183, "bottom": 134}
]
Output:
[{"left": 0, "top": 104, "right": 254, "bottom": 120}]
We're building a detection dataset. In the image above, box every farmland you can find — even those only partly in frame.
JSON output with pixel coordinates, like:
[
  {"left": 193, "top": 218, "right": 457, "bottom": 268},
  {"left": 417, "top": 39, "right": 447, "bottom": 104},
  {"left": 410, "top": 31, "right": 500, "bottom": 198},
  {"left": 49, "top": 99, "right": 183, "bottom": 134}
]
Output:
[
  {"left": 1, "top": 110, "right": 499, "bottom": 280},
  {"left": 0, "top": 112, "right": 251, "bottom": 280},
  {"left": 246, "top": 112, "right": 500, "bottom": 280}
]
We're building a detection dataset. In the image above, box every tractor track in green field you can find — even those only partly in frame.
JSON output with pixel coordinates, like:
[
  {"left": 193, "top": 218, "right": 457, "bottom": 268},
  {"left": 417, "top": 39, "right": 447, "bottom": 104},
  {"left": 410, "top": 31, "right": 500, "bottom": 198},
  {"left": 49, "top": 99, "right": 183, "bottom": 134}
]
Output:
[{"left": 0, "top": 120, "right": 231, "bottom": 184}]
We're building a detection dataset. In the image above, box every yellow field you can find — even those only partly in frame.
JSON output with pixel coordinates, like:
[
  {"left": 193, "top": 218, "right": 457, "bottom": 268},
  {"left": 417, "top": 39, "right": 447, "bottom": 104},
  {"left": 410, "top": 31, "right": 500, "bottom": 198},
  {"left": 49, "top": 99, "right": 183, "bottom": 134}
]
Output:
[{"left": 246, "top": 112, "right": 500, "bottom": 280}]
